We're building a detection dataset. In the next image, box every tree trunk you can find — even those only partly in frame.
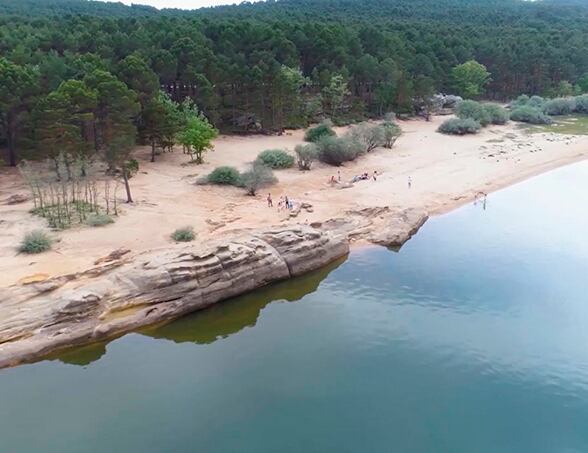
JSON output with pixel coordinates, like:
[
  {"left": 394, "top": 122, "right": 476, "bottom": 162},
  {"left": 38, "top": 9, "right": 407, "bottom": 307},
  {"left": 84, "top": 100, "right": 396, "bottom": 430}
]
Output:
[
  {"left": 93, "top": 122, "right": 99, "bottom": 152},
  {"left": 123, "top": 170, "right": 133, "bottom": 203},
  {"left": 151, "top": 138, "right": 156, "bottom": 163},
  {"left": 7, "top": 129, "right": 16, "bottom": 167}
]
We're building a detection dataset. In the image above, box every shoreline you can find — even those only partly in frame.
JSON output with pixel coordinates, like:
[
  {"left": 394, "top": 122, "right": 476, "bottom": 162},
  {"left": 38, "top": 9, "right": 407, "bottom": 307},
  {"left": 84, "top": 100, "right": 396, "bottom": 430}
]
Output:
[
  {"left": 426, "top": 150, "right": 588, "bottom": 217},
  {"left": 344, "top": 149, "right": 586, "bottom": 251},
  {"left": 1, "top": 116, "right": 588, "bottom": 367},
  {"left": 0, "top": 155, "right": 586, "bottom": 369},
  {"left": 0, "top": 154, "right": 583, "bottom": 369}
]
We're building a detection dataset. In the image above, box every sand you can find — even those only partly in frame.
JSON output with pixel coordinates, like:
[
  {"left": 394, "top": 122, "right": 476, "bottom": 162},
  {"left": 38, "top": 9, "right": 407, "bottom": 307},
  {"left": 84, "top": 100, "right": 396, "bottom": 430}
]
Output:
[{"left": 1, "top": 115, "right": 587, "bottom": 287}]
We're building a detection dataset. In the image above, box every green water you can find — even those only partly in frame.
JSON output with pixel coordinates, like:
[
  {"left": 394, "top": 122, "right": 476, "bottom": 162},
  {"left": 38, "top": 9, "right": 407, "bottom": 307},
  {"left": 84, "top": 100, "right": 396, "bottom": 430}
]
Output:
[{"left": 2, "top": 162, "right": 588, "bottom": 453}]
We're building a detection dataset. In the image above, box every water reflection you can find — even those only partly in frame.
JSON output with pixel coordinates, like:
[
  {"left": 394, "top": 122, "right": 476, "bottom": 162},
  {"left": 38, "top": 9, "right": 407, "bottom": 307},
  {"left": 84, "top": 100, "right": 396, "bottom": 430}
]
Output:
[
  {"left": 50, "top": 256, "right": 347, "bottom": 366},
  {"left": 50, "top": 342, "right": 107, "bottom": 366}
]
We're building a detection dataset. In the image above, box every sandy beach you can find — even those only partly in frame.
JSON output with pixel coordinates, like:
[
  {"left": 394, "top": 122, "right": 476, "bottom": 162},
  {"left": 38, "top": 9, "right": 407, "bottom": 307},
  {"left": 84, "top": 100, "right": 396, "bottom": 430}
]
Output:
[{"left": 1, "top": 115, "right": 587, "bottom": 287}]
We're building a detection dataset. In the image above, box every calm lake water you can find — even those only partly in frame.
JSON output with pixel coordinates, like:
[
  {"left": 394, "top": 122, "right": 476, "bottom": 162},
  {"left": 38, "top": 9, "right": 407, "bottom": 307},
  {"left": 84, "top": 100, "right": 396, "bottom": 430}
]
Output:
[{"left": 2, "top": 161, "right": 588, "bottom": 453}]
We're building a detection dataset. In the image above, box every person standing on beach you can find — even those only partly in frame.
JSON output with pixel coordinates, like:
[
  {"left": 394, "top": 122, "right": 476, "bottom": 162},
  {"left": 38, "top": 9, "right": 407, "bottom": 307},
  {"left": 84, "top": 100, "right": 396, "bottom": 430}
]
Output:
[
  {"left": 284, "top": 195, "right": 290, "bottom": 210},
  {"left": 338, "top": 170, "right": 341, "bottom": 182},
  {"left": 373, "top": 170, "right": 378, "bottom": 181},
  {"left": 267, "top": 193, "right": 273, "bottom": 207},
  {"left": 408, "top": 176, "right": 412, "bottom": 189}
]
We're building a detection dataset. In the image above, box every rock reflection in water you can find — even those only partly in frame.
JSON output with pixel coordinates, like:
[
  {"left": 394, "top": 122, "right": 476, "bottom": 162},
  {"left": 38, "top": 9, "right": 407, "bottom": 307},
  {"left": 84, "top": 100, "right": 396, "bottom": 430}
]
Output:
[{"left": 51, "top": 256, "right": 347, "bottom": 366}]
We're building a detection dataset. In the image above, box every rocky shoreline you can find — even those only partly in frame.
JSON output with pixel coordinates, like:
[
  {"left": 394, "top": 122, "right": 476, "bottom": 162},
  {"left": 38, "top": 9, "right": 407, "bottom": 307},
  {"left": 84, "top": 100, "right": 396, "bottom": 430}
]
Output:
[{"left": 0, "top": 210, "right": 428, "bottom": 369}]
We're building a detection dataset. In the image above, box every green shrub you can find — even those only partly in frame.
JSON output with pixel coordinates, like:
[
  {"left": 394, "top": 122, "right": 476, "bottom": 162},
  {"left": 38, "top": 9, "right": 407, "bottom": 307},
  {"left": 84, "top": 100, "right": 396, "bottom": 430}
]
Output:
[
  {"left": 294, "top": 143, "right": 319, "bottom": 170},
  {"left": 483, "top": 104, "right": 509, "bottom": 125},
  {"left": 256, "top": 149, "right": 295, "bottom": 169},
  {"left": 346, "top": 123, "right": 386, "bottom": 153},
  {"left": 171, "top": 226, "right": 195, "bottom": 242},
  {"left": 241, "top": 161, "right": 278, "bottom": 195},
  {"left": 382, "top": 120, "right": 402, "bottom": 148},
  {"left": 510, "top": 94, "right": 530, "bottom": 109},
  {"left": 510, "top": 106, "right": 553, "bottom": 124},
  {"left": 510, "top": 95, "right": 545, "bottom": 110},
  {"left": 304, "top": 120, "right": 336, "bottom": 142},
  {"left": 456, "top": 100, "right": 490, "bottom": 126},
  {"left": 528, "top": 95, "right": 546, "bottom": 109},
  {"left": 437, "top": 118, "right": 482, "bottom": 135},
  {"left": 543, "top": 97, "right": 576, "bottom": 115},
  {"left": 574, "top": 95, "right": 588, "bottom": 113},
  {"left": 317, "top": 136, "right": 364, "bottom": 166},
  {"left": 206, "top": 166, "right": 243, "bottom": 186},
  {"left": 19, "top": 230, "right": 52, "bottom": 254},
  {"left": 85, "top": 213, "right": 114, "bottom": 227}
]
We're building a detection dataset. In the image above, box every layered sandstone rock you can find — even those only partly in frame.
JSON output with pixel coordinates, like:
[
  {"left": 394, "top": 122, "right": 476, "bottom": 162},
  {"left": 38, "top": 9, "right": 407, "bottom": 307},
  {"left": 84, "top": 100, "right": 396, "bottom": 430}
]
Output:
[
  {"left": 367, "top": 208, "right": 429, "bottom": 247},
  {"left": 0, "top": 226, "right": 348, "bottom": 368},
  {"left": 316, "top": 207, "right": 429, "bottom": 247}
]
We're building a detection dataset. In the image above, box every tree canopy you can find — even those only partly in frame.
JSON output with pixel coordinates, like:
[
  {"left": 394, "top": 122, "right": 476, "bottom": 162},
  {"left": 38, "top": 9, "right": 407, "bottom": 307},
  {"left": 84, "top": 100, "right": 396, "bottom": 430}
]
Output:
[
  {"left": 452, "top": 61, "right": 491, "bottom": 99},
  {"left": 2, "top": 0, "right": 588, "bottom": 166}
]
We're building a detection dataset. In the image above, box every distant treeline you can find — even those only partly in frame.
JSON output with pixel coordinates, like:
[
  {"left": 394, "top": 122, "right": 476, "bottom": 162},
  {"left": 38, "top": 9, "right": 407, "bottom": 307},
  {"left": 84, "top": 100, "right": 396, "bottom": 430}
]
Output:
[{"left": 2, "top": 0, "right": 588, "bottom": 165}]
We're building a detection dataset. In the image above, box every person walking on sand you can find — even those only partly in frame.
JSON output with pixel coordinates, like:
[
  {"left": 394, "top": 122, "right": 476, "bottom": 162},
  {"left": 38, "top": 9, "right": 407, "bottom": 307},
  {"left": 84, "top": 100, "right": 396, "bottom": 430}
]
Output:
[
  {"left": 373, "top": 170, "right": 378, "bottom": 181},
  {"left": 408, "top": 176, "right": 412, "bottom": 189},
  {"left": 338, "top": 170, "right": 341, "bottom": 182},
  {"left": 267, "top": 193, "right": 273, "bottom": 207},
  {"left": 284, "top": 195, "right": 290, "bottom": 210}
]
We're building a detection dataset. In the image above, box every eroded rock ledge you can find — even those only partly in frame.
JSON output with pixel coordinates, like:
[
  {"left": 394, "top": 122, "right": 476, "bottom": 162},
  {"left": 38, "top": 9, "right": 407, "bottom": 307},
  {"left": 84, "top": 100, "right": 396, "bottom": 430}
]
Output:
[
  {"left": 315, "top": 207, "right": 429, "bottom": 247},
  {"left": 0, "top": 206, "right": 430, "bottom": 369},
  {"left": 0, "top": 226, "right": 348, "bottom": 369}
]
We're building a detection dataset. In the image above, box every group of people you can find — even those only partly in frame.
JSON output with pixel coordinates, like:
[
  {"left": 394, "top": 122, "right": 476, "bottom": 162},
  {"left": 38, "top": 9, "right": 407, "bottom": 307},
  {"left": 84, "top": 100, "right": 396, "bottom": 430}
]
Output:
[
  {"left": 267, "top": 193, "right": 294, "bottom": 211},
  {"left": 332, "top": 170, "right": 413, "bottom": 189},
  {"left": 266, "top": 172, "right": 414, "bottom": 212},
  {"left": 350, "top": 171, "right": 378, "bottom": 183},
  {"left": 328, "top": 170, "right": 380, "bottom": 184}
]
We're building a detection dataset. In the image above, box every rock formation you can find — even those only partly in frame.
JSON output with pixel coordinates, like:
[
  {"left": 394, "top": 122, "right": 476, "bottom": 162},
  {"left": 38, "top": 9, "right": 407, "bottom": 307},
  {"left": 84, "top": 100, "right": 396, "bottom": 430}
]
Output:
[
  {"left": 0, "top": 226, "right": 348, "bottom": 368},
  {"left": 315, "top": 207, "right": 429, "bottom": 247}
]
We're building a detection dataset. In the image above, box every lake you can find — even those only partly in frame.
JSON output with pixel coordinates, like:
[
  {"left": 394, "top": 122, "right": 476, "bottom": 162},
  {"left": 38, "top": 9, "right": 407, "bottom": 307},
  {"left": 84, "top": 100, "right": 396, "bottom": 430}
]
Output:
[{"left": 1, "top": 161, "right": 588, "bottom": 453}]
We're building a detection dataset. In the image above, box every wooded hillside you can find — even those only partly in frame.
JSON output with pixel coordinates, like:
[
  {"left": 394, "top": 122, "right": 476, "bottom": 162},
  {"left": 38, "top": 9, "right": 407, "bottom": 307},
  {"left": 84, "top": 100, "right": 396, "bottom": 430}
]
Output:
[{"left": 2, "top": 0, "right": 588, "bottom": 165}]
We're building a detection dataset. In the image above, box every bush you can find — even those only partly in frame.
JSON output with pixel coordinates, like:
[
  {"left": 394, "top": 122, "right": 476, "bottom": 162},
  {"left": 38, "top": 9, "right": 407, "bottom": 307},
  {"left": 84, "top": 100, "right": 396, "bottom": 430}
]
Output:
[
  {"left": 304, "top": 120, "right": 336, "bottom": 142},
  {"left": 346, "top": 123, "right": 386, "bottom": 153},
  {"left": 483, "top": 104, "right": 509, "bottom": 125},
  {"left": 85, "top": 213, "right": 114, "bottom": 227},
  {"left": 382, "top": 120, "right": 402, "bottom": 148},
  {"left": 317, "top": 136, "right": 364, "bottom": 166},
  {"left": 438, "top": 118, "right": 481, "bottom": 135},
  {"left": 241, "top": 161, "right": 278, "bottom": 195},
  {"left": 294, "top": 143, "right": 319, "bottom": 170},
  {"left": 574, "top": 95, "right": 588, "bottom": 113},
  {"left": 455, "top": 100, "right": 491, "bottom": 126},
  {"left": 206, "top": 166, "right": 243, "bottom": 186},
  {"left": 19, "top": 230, "right": 52, "bottom": 254},
  {"left": 510, "top": 106, "right": 553, "bottom": 124},
  {"left": 171, "top": 226, "right": 195, "bottom": 242},
  {"left": 543, "top": 97, "right": 576, "bottom": 116},
  {"left": 256, "top": 149, "right": 295, "bottom": 169},
  {"left": 528, "top": 95, "right": 546, "bottom": 109},
  {"left": 510, "top": 94, "right": 530, "bottom": 109},
  {"left": 510, "top": 95, "right": 545, "bottom": 110}
]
